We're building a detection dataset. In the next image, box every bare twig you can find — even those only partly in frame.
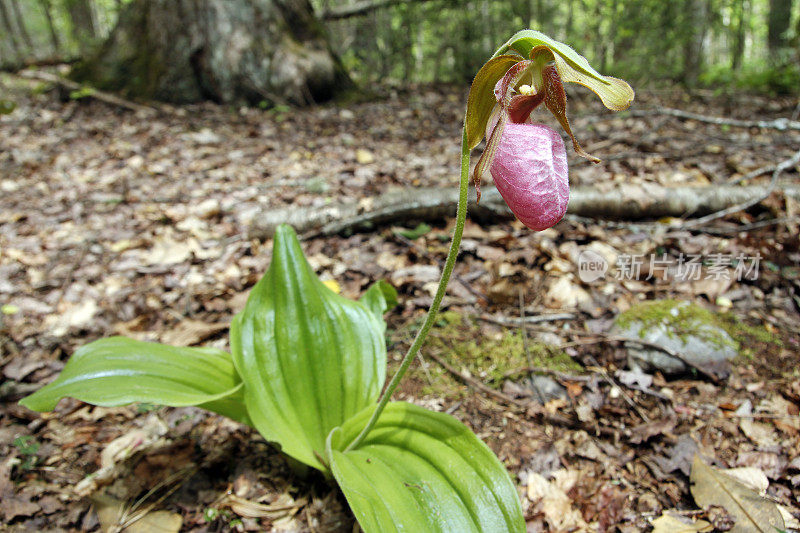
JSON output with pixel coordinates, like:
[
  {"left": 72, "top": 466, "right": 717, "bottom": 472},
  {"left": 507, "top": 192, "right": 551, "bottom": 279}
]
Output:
[
  {"left": 681, "top": 148, "right": 800, "bottom": 229},
  {"left": 502, "top": 366, "right": 592, "bottom": 382},
  {"left": 727, "top": 147, "right": 800, "bottom": 185},
  {"left": 585, "top": 354, "right": 651, "bottom": 423},
  {"left": 629, "top": 107, "right": 800, "bottom": 131},
  {"left": 479, "top": 312, "right": 576, "bottom": 327},
  {"left": 0, "top": 55, "right": 80, "bottom": 72},
  {"left": 519, "top": 288, "right": 546, "bottom": 404},
  {"left": 320, "top": 0, "right": 439, "bottom": 20},
  {"left": 425, "top": 349, "right": 518, "bottom": 405},
  {"left": 424, "top": 350, "right": 615, "bottom": 435}
]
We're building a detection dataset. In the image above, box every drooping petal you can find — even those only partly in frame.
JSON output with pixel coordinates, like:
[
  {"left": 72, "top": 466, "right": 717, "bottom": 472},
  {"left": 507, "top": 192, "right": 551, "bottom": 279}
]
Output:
[
  {"left": 489, "top": 123, "right": 569, "bottom": 231},
  {"left": 542, "top": 65, "right": 600, "bottom": 163},
  {"left": 472, "top": 107, "right": 508, "bottom": 202}
]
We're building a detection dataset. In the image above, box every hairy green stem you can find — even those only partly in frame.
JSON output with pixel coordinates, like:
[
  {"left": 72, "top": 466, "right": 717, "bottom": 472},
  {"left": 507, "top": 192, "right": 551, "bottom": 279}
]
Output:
[{"left": 344, "top": 126, "right": 471, "bottom": 452}]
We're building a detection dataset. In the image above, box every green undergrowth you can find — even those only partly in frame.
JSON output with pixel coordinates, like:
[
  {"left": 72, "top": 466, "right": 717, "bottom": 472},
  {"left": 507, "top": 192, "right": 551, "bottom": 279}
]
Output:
[
  {"left": 417, "top": 311, "right": 580, "bottom": 396},
  {"left": 718, "top": 313, "right": 783, "bottom": 362}
]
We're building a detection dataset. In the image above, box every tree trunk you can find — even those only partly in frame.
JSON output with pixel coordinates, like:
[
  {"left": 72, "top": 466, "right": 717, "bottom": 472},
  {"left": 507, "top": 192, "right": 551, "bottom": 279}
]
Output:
[
  {"left": 37, "top": 0, "right": 62, "bottom": 54},
  {"left": 681, "top": 0, "right": 708, "bottom": 84},
  {"left": 0, "top": 0, "right": 21, "bottom": 63},
  {"left": 731, "top": 0, "right": 746, "bottom": 70},
  {"left": 70, "top": 0, "right": 353, "bottom": 105},
  {"left": 9, "top": 0, "right": 33, "bottom": 51},
  {"left": 65, "top": 0, "right": 98, "bottom": 53},
  {"left": 767, "top": 0, "right": 792, "bottom": 51}
]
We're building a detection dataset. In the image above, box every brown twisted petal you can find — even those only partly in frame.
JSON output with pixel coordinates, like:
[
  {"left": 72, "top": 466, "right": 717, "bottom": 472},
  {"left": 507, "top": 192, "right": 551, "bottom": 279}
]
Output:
[{"left": 542, "top": 65, "right": 600, "bottom": 163}]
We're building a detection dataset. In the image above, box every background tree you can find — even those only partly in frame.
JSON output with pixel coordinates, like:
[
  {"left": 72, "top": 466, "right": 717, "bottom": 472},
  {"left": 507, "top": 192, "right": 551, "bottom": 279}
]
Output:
[
  {"left": 69, "top": 0, "right": 353, "bottom": 104},
  {"left": 2, "top": 0, "right": 798, "bottom": 97},
  {"left": 64, "top": 0, "right": 98, "bottom": 54},
  {"left": 768, "top": 0, "right": 793, "bottom": 50}
]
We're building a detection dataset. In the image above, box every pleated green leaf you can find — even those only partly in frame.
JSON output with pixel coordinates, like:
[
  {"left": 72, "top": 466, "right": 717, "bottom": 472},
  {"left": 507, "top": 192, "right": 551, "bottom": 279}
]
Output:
[
  {"left": 19, "top": 337, "right": 250, "bottom": 425},
  {"left": 327, "top": 402, "right": 525, "bottom": 533},
  {"left": 230, "top": 224, "right": 392, "bottom": 472}
]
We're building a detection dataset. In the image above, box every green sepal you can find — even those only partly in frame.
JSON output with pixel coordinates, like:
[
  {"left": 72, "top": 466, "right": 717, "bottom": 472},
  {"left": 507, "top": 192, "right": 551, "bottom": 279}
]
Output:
[
  {"left": 327, "top": 402, "right": 525, "bottom": 533},
  {"left": 19, "top": 337, "right": 250, "bottom": 425},
  {"left": 465, "top": 54, "right": 520, "bottom": 150},
  {"left": 494, "top": 29, "right": 634, "bottom": 111}
]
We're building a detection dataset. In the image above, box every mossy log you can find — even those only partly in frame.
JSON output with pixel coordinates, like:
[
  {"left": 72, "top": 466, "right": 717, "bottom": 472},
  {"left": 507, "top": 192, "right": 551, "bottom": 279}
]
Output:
[{"left": 71, "top": 0, "right": 352, "bottom": 105}]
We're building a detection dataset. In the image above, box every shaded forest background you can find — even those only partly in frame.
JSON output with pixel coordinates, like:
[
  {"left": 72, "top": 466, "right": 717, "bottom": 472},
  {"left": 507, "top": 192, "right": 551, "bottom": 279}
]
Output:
[{"left": 2, "top": 0, "right": 800, "bottom": 96}]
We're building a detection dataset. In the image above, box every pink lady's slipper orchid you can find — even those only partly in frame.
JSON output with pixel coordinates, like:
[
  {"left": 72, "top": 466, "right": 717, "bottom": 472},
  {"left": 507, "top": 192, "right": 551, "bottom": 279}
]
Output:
[
  {"left": 466, "top": 33, "right": 634, "bottom": 231},
  {"left": 487, "top": 119, "right": 568, "bottom": 231}
]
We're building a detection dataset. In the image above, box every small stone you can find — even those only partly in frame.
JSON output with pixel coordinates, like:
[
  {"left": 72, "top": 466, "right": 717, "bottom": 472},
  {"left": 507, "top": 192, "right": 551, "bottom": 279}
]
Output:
[
  {"left": 194, "top": 198, "right": 221, "bottom": 219},
  {"left": 527, "top": 375, "right": 567, "bottom": 402},
  {"left": 355, "top": 149, "right": 375, "bottom": 164}
]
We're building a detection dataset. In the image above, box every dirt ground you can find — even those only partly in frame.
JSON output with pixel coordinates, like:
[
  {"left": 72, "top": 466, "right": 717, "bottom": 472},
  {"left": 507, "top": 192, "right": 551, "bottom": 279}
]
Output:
[{"left": 1, "top": 77, "right": 799, "bottom": 531}]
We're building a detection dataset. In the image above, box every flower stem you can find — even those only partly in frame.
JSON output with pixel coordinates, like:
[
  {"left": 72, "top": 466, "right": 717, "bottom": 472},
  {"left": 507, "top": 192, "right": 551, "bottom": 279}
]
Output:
[{"left": 344, "top": 126, "right": 471, "bottom": 452}]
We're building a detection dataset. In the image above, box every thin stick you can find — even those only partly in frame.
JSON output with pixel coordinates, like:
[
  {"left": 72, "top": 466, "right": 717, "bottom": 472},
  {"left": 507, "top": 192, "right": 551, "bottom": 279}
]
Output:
[
  {"left": 478, "top": 312, "right": 576, "bottom": 327},
  {"left": 681, "top": 148, "right": 800, "bottom": 229},
  {"left": 519, "top": 288, "right": 546, "bottom": 404},
  {"left": 629, "top": 107, "right": 800, "bottom": 131}
]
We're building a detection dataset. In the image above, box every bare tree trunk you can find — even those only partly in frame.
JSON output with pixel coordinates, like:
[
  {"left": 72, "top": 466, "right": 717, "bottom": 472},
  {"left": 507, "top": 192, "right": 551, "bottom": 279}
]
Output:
[
  {"left": 681, "top": 0, "right": 708, "bottom": 84},
  {"left": 0, "top": 0, "right": 22, "bottom": 63},
  {"left": 731, "top": 0, "right": 746, "bottom": 70},
  {"left": 767, "top": 0, "right": 792, "bottom": 51},
  {"left": 9, "top": 0, "right": 33, "bottom": 51},
  {"left": 65, "top": 0, "right": 98, "bottom": 53},
  {"left": 37, "top": 0, "right": 62, "bottom": 54},
  {"left": 71, "top": 0, "right": 352, "bottom": 105}
]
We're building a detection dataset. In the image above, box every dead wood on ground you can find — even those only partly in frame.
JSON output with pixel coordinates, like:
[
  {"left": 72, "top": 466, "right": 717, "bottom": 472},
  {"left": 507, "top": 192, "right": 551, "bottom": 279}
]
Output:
[{"left": 249, "top": 183, "right": 800, "bottom": 239}]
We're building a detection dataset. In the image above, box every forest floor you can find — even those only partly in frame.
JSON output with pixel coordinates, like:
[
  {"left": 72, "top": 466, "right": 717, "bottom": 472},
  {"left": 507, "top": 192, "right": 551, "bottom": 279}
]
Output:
[{"left": 1, "top": 76, "right": 800, "bottom": 532}]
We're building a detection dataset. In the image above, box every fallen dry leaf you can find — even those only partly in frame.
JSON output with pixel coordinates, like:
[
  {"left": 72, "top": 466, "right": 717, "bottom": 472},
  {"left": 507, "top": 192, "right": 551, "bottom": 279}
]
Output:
[
  {"left": 159, "top": 319, "right": 228, "bottom": 346},
  {"left": 690, "top": 455, "right": 784, "bottom": 533},
  {"left": 651, "top": 512, "right": 713, "bottom": 532},
  {"left": 92, "top": 493, "right": 182, "bottom": 533},
  {"left": 524, "top": 471, "right": 588, "bottom": 531}
]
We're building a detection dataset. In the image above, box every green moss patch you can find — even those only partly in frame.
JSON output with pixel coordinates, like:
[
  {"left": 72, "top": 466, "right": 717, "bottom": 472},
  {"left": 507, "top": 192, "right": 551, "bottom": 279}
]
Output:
[{"left": 414, "top": 311, "right": 580, "bottom": 395}]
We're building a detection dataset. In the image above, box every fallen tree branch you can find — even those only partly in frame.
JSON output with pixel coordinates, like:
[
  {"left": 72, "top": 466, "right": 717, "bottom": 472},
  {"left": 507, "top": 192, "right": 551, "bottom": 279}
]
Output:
[
  {"left": 321, "top": 0, "right": 438, "bottom": 20},
  {"left": 629, "top": 107, "right": 800, "bottom": 131},
  {"left": 248, "top": 183, "right": 800, "bottom": 239},
  {"left": 0, "top": 55, "right": 80, "bottom": 73},
  {"left": 12, "top": 70, "right": 160, "bottom": 115}
]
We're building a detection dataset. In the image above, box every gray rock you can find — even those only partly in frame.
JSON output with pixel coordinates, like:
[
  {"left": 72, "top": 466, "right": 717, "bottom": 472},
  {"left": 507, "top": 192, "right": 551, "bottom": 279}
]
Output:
[
  {"left": 612, "top": 300, "right": 738, "bottom": 376},
  {"left": 527, "top": 375, "right": 568, "bottom": 402}
]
